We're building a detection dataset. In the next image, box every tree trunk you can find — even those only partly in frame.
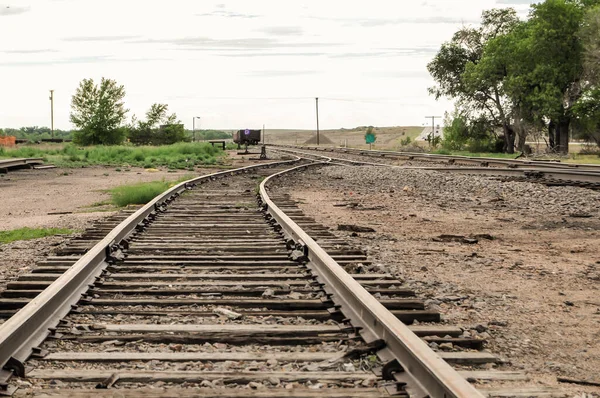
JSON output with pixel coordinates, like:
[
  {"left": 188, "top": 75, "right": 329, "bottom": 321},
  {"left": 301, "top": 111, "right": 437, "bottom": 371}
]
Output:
[
  {"left": 548, "top": 120, "right": 556, "bottom": 150},
  {"left": 556, "top": 117, "right": 570, "bottom": 155},
  {"left": 516, "top": 126, "right": 527, "bottom": 152},
  {"left": 502, "top": 123, "right": 515, "bottom": 154}
]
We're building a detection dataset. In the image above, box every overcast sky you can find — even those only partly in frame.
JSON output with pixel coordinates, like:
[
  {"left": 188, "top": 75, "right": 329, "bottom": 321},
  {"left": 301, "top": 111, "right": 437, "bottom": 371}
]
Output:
[{"left": 0, "top": 0, "right": 535, "bottom": 130}]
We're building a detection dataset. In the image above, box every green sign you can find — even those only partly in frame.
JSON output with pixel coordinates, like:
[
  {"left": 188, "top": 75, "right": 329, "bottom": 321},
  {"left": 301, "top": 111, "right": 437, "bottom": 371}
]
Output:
[{"left": 365, "top": 133, "right": 376, "bottom": 144}]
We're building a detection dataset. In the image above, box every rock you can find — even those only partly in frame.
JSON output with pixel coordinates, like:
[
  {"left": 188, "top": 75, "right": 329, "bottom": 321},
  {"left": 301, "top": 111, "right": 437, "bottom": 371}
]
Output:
[
  {"left": 309, "top": 383, "right": 324, "bottom": 389},
  {"left": 290, "top": 250, "right": 307, "bottom": 262},
  {"left": 342, "top": 363, "right": 356, "bottom": 372},
  {"left": 564, "top": 301, "right": 575, "bottom": 307},
  {"left": 262, "top": 288, "right": 275, "bottom": 297},
  {"left": 337, "top": 224, "right": 376, "bottom": 233},
  {"left": 200, "top": 380, "right": 213, "bottom": 388},
  {"left": 214, "top": 307, "right": 243, "bottom": 320},
  {"left": 439, "top": 342, "right": 454, "bottom": 351},
  {"left": 249, "top": 381, "right": 265, "bottom": 389},
  {"left": 267, "top": 359, "right": 279, "bottom": 367},
  {"left": 475, "top": 324, "right": 488, "bottom": 333},
  {"left": 489, "top": 320, "right": 508, "bottom": 327},
  {"left": 268, "top": 377, "right": 281, "bottom": 385},
  {"left": 288, "top": 292, "right": 303, "bottom": 300}
]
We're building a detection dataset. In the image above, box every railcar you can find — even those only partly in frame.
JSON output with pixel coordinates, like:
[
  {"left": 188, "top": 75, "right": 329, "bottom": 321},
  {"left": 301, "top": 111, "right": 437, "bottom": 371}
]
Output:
[{"left": 233, "top": 129, "right": 261, "bottom": 146}]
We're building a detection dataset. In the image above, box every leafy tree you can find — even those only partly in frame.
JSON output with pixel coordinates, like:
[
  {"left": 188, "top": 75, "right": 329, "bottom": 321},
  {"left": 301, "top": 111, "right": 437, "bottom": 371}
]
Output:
[
  {"left": 128, "top": 104, "right": 186, "bottom": 145},
  {"left": 70, "top": 78, "right": 128, "bottom": 145},
  {"left": 428, "top": 9, "right": 521, "bottom": 153}
]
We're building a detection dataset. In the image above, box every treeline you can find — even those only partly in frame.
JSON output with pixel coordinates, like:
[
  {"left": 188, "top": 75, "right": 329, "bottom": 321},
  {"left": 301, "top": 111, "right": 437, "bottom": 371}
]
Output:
[
  {"left": 429, "top": 0, "right": 600, "bottom": 154},
  {"left": 0, "top": 126, "right": 230, "bottom": 144},
  {"left": 68, "top": 78, "right": 230, "bottom": 146},
  {"left": 0, "top": 127, "right": 74, "bottom": 141}
]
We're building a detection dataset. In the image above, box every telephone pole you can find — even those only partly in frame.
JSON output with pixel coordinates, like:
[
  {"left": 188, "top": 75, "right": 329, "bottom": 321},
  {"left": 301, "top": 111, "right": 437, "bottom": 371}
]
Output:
[
  {"left": 424, "top": 115, "right": 442, "bottom": 146},
  {"left": 49, "top": 90, "right": 54, "bottom": 138},
  {"left": 315, "top": 97, "right": 320, "bottom": 146}
]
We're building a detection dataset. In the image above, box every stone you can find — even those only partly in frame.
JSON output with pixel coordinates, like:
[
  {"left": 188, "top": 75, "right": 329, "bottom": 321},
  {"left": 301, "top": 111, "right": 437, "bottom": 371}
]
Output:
[{"left": 214, "top": 307, "right": 243, "bottom": 320}]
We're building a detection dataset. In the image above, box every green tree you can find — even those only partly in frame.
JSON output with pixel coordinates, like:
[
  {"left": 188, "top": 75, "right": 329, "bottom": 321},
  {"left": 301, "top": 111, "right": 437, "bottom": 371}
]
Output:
[
  {"left": 70, "top": 78, "right": 128, "bottom": 145},
  {"left": 128, "top": 104, "right": 186, "bottom": 145},
  {"left": 428, "top": 9, "right": 521, "bottom": 153}
]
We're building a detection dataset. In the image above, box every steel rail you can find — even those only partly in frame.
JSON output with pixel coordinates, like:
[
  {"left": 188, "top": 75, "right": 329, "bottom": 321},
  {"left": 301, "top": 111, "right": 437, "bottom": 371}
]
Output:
[
  {"left": 0, "top": 158, "right": 44, "bottom": 171},
  {"left": 0, "top": 157, "right": 300, "bottom": 393},
  {"left": 275, "top": 144, "right": 600, "bottom": 172},
  {"left": 259, "top": 163, "right": 485, "bottom": 398},
  {"left": 274, "top": 147, "right": 600, "bottom": 185}
]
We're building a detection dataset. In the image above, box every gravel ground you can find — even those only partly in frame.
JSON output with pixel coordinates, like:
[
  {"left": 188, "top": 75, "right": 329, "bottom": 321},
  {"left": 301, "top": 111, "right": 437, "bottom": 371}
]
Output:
[{"left": 271, "top": 165, "right": 600, "bottom": 396}]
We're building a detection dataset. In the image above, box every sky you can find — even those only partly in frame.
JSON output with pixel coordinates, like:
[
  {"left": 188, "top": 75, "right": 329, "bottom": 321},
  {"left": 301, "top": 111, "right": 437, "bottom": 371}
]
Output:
[{"left": 0, "top": 0, "right": 536, "bottom": 131}]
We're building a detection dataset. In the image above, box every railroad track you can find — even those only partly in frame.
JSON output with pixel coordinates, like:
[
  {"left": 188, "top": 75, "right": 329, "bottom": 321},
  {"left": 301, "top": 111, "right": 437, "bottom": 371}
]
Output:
[
  {"left": 272, "top": 145, "right": 600, "bottom": 191},
  {"left": 0, "top": 155, "right": 563, "bottom": 397}
]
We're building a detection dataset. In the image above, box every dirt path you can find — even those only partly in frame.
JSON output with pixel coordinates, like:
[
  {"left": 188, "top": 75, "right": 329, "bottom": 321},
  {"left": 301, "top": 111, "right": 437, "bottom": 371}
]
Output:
[{"left": 272, "top": 165, "right": 600, "bottom": 396}]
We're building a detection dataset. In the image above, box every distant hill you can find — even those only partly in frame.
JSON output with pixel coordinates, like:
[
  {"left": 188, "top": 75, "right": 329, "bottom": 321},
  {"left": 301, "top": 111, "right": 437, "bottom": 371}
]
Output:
[{"left": 263, "top": 126, "right": 424, "bottom": 149}]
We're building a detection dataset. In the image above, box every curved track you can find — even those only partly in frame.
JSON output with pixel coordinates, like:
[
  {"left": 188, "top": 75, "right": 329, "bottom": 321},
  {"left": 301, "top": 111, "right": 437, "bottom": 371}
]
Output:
[
  {"left": 0, "top": 155, "right": 564, "bottom": 397},
  {"left": 272, "top": 146, "right": 600, "bottom": 190}
]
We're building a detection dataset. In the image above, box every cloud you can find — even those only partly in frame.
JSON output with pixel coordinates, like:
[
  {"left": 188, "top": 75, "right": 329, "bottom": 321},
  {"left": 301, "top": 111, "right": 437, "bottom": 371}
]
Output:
[
  {"left": 61, "top": 35, "right": 140, "bottom": 42},
  {"left": 310, "top": 15, "right": 480, "bottom": 27},
  {"left": 331, "top": 47, "right": 438, "bottom": 58},
  {"left": 135, "top": 36, "right": 338, "bottom": 50},
  {"left": 258, "top": 26, "right": 303, "bottom": 36},
  {"left": 245, "top": 70, "right": 317, "bottom": 77},
  {"left": 216, "top": 51, "right": 326, "bottom": 58},
  {"left": 0, "top": 55, "right": 164, "bottom": 67},
  {"left": 0, "top": 5, "right": 30, "bottom": 16},
  {"left": 197, "top": 10, "right": 259, "bottom": 19},
  {"left": 496, "top": 0, "right": 533, "bottom": 3},
  {"left": 3, "top": 49, "right": 58, "bottom": 54}
]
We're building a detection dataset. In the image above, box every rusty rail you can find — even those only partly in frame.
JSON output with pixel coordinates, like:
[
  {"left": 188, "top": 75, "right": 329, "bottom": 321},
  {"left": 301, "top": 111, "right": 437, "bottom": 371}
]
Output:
[
  {"left": 0, "top": 158, "right": 300, "bottom": 393},
  {"left": 259, "top": 163, "right": 485, "bottom": 398}
]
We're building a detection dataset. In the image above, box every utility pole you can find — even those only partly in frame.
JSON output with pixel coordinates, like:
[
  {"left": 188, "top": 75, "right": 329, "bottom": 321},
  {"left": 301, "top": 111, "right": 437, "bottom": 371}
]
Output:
[
  {"left": 192, "top": 116, "right": 200, "bottom": 142},
  {"left": 49, "top": 90, "right": 54, "bottom": 138},
  {"left": 424, "top": 116, "right": 442, "bottom": 147},
  {"left": 315, "top": 97, "right": 320, "bottom": 146},
  {"left": 263, "top": 124, "right": 265, "bottom": 145}
]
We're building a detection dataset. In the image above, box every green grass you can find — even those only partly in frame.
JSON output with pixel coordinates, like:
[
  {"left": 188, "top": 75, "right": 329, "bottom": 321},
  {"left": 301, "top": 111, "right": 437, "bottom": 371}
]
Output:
[
  {"left": 0, "top": 227, "right": 74, "bottom": 244},
  {"left": 0, "top": 142, "right": 225, "bottom": 169},
  {"left": 110, "top": 175, "right": 195, "bottom": 207}
]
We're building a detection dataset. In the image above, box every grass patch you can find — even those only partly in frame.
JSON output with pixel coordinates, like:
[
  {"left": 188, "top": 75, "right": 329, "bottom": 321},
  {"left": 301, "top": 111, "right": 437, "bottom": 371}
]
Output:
[
  {"left": 0, "top": 227, "right": 74, "bottom": 244},
  {"left": 0, "top": 142, "right": 225, "bottom": 169},
  {"left": 110, "top": 175, "right": 194, "bottom": 207}
]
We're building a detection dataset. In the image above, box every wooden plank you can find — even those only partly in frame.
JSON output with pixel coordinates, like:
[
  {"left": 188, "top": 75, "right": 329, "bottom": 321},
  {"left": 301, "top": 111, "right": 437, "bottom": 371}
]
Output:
[
  {"left": 42, "top": 351, "right": 340, "bottom": 362},
  {"left": 438, "top": 352, "right": 498, "bottom": 364},
  {"left": 108, "top": 273, "right": 308, "bottom": 280},
  {"left": 81, "top": 299, "right": 330, "bottom": 310},
  {"left": 58, "top": 334, "right": 352, "bottom": 345},
  {"left": 479, "top": 387, "right": 566, "bottom": 398},
  {"left": 28, "top": 370, "right": 377, "bottom": 383},
  {"left": 69, "top": 324, "right": 343, "bottom": 334},
  {"left": 408, "top": 326, "right": 462, "bottom": 337},
  {"left": 458, "top": 370, "right": 529, "bottom": 381},
  {"left": 19, "top": 388, "right": 388, "bottom": 398}
]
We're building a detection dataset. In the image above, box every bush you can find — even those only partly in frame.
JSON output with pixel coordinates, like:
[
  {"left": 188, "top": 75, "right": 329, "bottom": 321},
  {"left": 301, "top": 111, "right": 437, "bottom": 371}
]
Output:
[{"left": 110, "top": 176, "right": 194, "bottom": 207}]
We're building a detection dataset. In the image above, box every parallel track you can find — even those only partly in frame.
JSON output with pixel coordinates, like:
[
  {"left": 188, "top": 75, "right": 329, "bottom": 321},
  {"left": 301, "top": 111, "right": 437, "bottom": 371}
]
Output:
[
  {"left": 0, "top": 156, "right": 563, "bottom": 397},
  {"left": 272, "top": 145, "right": 600, "bottom": 190}
]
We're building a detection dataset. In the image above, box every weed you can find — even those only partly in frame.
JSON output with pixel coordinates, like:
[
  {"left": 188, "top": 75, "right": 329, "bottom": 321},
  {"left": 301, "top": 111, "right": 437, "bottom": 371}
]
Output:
[
  {"left": 0, "top": 227, "right": 74, "bottom": 244},
  {"left": 110, "top": 175, "right": 194, "bottom": 207},
  {"left": 0, "top": 142, "right": 224, "bottom": 169}
]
